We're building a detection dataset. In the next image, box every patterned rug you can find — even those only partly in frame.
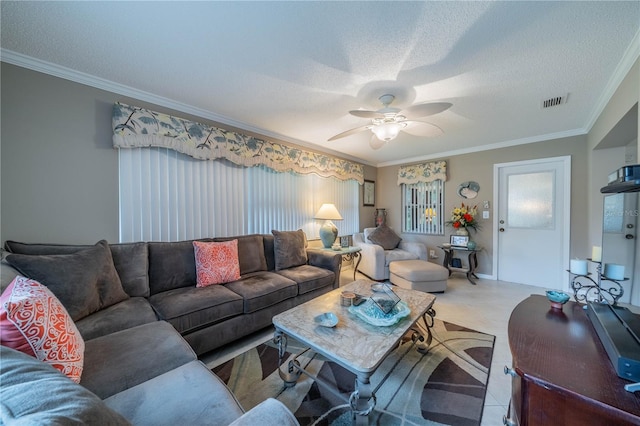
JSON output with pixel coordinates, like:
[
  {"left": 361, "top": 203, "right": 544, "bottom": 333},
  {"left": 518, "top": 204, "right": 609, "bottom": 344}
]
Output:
[{"left": 213, "top": 319, "right": 495, "bottom": 425}]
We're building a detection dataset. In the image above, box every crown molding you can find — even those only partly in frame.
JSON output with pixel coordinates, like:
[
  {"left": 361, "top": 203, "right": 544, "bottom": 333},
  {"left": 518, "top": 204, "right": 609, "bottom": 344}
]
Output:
[
  {"left": 376, "top": 128, "right": 587, "bottom": 168},
  {"left": 0, "top": 49, "right": 373, "bottom": 167}
]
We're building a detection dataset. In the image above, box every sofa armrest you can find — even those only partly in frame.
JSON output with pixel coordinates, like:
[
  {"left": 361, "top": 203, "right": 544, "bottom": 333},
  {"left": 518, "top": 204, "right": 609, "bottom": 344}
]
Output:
[
  {"left": 398, "top": 241, "right": 428, "bottom": 260},
  {"left": 229, "top": 398, "right": 300, "bottom": 426},
  {"left": 307, "top": 249, "right": 342, "bottom": 288},
  {"left": 352, "top": 235, "right": 387, "bottom": 280}
]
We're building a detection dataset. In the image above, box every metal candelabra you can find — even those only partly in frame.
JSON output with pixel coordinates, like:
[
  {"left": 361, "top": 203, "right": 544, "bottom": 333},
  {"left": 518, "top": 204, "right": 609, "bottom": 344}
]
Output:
[{"left": 569, "top": 259, "right": 626, "bottom": 306}]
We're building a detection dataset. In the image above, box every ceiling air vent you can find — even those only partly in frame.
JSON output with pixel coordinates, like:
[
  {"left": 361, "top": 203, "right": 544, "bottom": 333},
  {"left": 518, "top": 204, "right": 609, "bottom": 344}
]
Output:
[{"left": 541, "top": 94, "right": 568, "bottom": 109}]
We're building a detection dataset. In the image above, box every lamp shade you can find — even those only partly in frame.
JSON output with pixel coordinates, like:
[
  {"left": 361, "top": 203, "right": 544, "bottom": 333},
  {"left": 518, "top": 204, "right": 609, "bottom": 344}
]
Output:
[{"left": 314, "top": 204, "right": 343, "bottom": 220}]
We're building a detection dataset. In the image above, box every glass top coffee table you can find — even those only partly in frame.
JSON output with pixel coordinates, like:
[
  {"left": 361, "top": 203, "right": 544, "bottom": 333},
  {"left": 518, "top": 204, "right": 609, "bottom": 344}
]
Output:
[{"left": 272, "top": 279, "right": 436, "bottom": 424}]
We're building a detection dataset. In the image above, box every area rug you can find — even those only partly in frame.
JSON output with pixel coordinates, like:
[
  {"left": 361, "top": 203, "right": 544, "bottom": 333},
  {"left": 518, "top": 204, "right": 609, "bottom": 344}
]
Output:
[{"left": 213, "top": 319, "right": 495, "bottom": 426}]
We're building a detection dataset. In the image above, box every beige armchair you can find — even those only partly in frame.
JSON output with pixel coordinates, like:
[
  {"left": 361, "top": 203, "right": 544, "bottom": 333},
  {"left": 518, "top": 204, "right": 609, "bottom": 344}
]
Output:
[{"left": 352, "top": 228, "right": 428, "bottom": 281}]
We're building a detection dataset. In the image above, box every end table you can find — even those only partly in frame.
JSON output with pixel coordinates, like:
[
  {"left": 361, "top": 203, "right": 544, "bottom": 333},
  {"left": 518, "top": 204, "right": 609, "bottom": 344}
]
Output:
[
  {"left": 320, "top": 246, "right": 362, "bottom": 280},
  {"left": 437, "top": 245, "right": 480, "bottom": 285}
]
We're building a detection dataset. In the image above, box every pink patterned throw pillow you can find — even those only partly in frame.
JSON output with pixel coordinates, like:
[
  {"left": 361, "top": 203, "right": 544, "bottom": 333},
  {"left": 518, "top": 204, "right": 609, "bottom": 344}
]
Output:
[
  {"left": 193, "top": 240, "right": 241, "bottom": 287},
  {"left": 0, "top": 276, "right": 85, "bottom": 383}
]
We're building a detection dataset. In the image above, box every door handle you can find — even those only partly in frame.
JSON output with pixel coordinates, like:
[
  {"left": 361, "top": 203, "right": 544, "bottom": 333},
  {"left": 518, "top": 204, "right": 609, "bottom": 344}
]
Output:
[
  {"left": 500, "top": 228, "right": 505, "bottom": 232},
  {"left": 626, "top": 234, "right": 635, "bottom": 239}
]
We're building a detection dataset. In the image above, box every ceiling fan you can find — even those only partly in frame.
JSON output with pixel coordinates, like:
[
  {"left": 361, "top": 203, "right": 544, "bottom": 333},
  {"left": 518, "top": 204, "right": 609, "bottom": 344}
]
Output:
[{"left": 328, "top": 94, "right": 452, "bottom": 150}]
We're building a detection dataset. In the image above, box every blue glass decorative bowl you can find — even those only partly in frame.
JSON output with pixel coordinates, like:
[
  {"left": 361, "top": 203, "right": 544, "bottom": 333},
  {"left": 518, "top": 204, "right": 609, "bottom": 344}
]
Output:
[
  {"left": 314, "top": 312, "right": 339, "bottom": 327},
  {"left": 546, "top": 290, "right": 570, "bottom": 309}
]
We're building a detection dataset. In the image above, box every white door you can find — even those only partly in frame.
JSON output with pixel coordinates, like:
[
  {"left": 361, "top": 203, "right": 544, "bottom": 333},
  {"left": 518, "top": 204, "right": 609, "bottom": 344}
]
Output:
[{"left": 495, "top": 157, "right": 571, "bottom": 289}]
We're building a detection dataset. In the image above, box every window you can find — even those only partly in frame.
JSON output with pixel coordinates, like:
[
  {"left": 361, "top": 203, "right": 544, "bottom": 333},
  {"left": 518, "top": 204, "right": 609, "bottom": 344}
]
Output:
[
  {"left": 118, "top": 147, "right": 359, "bottom": 242},
  {"left": 401, "top": 180, "right": 444, "bottom": 234}
]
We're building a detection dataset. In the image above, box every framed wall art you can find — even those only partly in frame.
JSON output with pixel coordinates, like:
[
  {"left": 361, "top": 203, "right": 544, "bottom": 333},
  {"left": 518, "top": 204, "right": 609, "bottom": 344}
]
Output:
[{"left": 363, "top": 180, "right": 375, "bottom": 206}]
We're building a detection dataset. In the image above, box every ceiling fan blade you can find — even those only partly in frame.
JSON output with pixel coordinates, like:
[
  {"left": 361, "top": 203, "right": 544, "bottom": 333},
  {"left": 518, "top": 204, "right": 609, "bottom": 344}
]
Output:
[
  {"left": 369, "top": 134, "right": 387, "bottom": 150},
  {"left": 402, "top": 102, "right": 452, "bottom": 118},
  {"left": 349, "top": 110, "right": 385, "bottom": 119},
  {"left": 402, "top": 121, "right": 444, "bottom": 137},
  {"left": 327, "top": 125, "right": 371, "bottom": 141}
]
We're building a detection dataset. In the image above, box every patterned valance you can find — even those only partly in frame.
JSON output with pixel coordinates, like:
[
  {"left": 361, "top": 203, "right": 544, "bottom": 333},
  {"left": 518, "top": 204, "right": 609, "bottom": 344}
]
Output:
[
  {"left": 112, "top": 103, "right": 364, "bottom": 184},
  {"left": 397, "top": 161, "right": 447, "bottom": 185}
]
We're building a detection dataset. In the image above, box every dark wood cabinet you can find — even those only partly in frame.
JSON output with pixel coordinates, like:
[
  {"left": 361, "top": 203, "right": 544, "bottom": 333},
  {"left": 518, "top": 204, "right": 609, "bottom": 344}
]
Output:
[{"left": 506, "top": 295, "right": 640, "bottom": 425}]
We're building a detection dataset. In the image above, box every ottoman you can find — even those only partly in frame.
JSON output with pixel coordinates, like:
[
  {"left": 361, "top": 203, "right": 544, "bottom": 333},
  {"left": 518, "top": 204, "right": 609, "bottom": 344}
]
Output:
[{"left": 389, "top": 260, "right": 448, "bottom": 293}]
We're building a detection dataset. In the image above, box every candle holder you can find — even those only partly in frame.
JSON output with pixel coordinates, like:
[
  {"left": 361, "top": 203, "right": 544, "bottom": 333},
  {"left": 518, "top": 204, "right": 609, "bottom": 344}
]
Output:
[{"left": 569, "top": 259, "right": 627, "bottom": 306}]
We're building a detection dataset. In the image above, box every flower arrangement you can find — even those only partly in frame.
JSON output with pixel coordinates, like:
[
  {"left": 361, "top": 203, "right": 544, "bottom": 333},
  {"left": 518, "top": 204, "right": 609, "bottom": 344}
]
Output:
[{"left": 447, "top": 203, "right": 480, "bottom": 232}]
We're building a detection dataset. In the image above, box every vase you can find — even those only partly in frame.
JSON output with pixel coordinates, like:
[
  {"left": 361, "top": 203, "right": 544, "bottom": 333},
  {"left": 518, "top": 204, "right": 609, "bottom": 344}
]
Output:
[
  {"left": 374, "top": 209, "right": 387, "bottom": 227},
  {"left": 456, "top": 227, "right": 469, "bottom": 236}
]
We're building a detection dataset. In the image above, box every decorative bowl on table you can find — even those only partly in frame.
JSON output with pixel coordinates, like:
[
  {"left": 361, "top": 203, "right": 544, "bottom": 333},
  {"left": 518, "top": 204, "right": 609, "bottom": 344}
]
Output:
[
  {"left": 546, "top": 290, "right": 570, "bottom": 310},
  {"left": 348, "top": 299, "right": 411, "bottom": 326},
  {"left": 314, "top": 312, "right": 339, "bottom": 327}
]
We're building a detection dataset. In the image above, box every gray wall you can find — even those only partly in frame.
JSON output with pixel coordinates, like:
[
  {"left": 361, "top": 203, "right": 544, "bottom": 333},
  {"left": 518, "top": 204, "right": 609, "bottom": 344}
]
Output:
[
  {"left": 376, "top": 135, "right": 589, "bottom": 276},
  {"left": 1, "top": 62, "right": 371, "bottom": 245},
  {"left": 2, "top": 59, "right": 637, "bottom": 288},
  {"left": 2, "top": 64, "right": 120, "bottom": 244}
]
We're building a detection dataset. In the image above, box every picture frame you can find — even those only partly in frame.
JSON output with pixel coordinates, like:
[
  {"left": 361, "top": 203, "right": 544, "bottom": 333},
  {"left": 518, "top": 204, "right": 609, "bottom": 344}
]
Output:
[
  {"left": 450, "top": 235, "right": 469, "bottom": 247},
  {"left": 363, "top": 180, "right": 375, "bottom": 206},
  {"left": 340, "top": 236, "right": 350, "bottom": 248}
]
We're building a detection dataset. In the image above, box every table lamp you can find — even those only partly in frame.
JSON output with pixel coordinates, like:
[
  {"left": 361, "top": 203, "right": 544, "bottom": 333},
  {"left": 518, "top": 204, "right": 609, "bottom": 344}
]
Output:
[{"left": 315, "top": 203, "right": 343, "bottom": 248}]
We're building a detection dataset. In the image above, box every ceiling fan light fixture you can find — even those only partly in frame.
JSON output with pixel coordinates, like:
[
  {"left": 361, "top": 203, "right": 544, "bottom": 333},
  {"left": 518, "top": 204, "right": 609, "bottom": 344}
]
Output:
[{"left": 372, "top": 121, "right": 404, "bottom": 141}]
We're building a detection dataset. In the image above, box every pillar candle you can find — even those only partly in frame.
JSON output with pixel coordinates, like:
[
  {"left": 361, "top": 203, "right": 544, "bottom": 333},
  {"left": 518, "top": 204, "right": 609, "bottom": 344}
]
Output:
[
  {"left": 570, "top": 259, "right": 587, "bottom": 275},
  {"left": 591, "top": 246, "right": 602, "bottom": 262},
  {"left": 604, "top": 264, "right": 625, "bottom": 280}
]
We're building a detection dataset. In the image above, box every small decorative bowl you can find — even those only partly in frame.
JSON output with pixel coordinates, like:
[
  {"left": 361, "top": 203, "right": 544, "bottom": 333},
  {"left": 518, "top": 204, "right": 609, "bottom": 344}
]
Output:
[
  {"left": 546, "top": 290, "right": 570, "bottom": 309},
  {"left": 314, "top": 312, "right": 338, "bottom": 327}
]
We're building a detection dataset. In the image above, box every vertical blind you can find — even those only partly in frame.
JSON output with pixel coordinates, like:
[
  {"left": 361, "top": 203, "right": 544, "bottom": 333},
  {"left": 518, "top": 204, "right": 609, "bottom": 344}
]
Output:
[
  {"left": 119, "top": 147, "right": 359, "bottom": 242},
  {"left": 401, "top": 180, "right": 445, "bottom": 235}
]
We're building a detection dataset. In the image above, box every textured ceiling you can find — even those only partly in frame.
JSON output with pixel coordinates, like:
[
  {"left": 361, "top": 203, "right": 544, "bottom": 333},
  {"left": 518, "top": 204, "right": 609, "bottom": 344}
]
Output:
[{"left": 1, "top": 1, "right": 639, "bottom": 166}]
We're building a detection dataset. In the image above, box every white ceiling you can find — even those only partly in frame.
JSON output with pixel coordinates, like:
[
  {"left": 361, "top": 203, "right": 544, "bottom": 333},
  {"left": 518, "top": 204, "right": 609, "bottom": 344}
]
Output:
[{"left": 2, "top": 1, "right": 639, "bottom": 166}]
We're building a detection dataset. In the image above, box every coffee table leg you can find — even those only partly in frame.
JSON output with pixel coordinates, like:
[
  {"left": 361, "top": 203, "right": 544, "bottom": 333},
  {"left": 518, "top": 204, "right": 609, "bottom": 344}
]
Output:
[
  {"left": 410, "top": 307, "right": 436, "bottom": 354},
  {"left": 350, "top": 375, "right": 376, "bottom": 425},
  {"left": 274, "top": 330, "right": 301, "bottom": 387}
]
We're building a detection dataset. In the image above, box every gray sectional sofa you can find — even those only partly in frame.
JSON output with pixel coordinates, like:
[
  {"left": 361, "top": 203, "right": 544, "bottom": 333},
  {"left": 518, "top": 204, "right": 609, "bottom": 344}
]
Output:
[{"left": 1, "top": 231, "right": 341, "bottom": 424}]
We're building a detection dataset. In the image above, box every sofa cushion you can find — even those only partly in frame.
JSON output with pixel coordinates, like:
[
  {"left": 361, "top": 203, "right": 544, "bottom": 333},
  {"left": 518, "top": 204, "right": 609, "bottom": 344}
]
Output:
[
  {"left": 149, "top": 285, "right": 244, "bottom": 334},
  {"left": 385, "top": 248, "right": 420, "bottom": 265},
  {"left": 0, "top": 345, "right": 130, "bottom": 425},
  {"left": 80, "top": 321, "right": 197, "bottom": 399},
  {"left": 275, "top": 264, "right": 335, "bottom": 295},
  {"left": 272, "top": 229, "right": 308, "bottom": 270},
  {"left": 104, "top": 361, "right": 244, "bottom": 426},
  {"left": 193, "top": 240, "right": 241, "bottom": 287},
  {"left": 4, "top": 240, "right": 150, "bottom": 298},
  {"left": 224, "top": 271, "right": 298, "bottom": 313},
  {"left": 6, "top": 240, "right": 129, "bottom": 321},
  {"left": 214, "top": 234, "right": 268, "bottom": 275},
  {"left": 148, "top": 240, "right": 197, "bottom": 294},
  {"left": 367, "top": 224, "right": 402, "bottom": 250},
  {"left": 109, "top": 242, "right": 150, "bottom": 297},
  {"left": 4, "top": 240, "right": 90, "bottom": 255},
  {"left": 1, "top": 276, "right": 85, "bottom": 383},
  {"left": 75, "top": 297, "right": 158, "bottom": 341}
]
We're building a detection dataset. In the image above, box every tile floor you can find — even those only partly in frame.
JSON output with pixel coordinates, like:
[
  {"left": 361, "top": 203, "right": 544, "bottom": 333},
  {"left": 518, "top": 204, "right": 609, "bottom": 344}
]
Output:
[{"left": 203, "top": 265, "right": 628, "bottom": 425}]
